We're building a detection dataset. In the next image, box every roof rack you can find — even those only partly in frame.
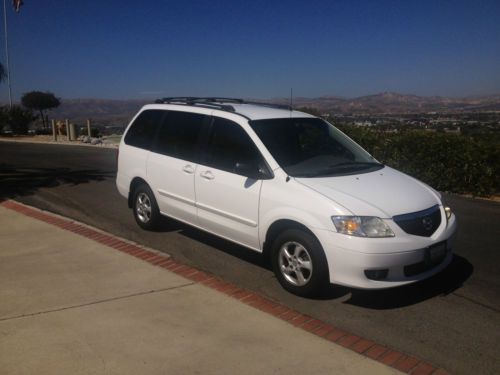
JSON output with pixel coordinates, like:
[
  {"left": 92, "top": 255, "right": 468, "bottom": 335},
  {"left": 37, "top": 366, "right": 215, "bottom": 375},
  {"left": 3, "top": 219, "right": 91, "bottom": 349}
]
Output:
[
  {"left": 153, "top": 97, "right": 293, "bottom": 113},
  {"left": 154, "top": 97, "right": 237, "bottom": 112},
  {"left": 199, "top": 97, "right": 245, "bottom": 104}
]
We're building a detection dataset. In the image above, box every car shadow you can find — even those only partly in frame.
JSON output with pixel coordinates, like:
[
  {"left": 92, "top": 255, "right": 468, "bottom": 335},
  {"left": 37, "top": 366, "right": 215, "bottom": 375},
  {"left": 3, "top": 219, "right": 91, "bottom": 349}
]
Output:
[
  {"left": 342, "top": 255, "right": 473, "bottom": 309},
  {"left": 153, "top": 216, "right": 473, "bottom": 309},
  {"left": 0, "top": 164, "right": 115, "bottom": 202},
  {"left": 153, "top": 216, "right": 271, "bottom": 269}
]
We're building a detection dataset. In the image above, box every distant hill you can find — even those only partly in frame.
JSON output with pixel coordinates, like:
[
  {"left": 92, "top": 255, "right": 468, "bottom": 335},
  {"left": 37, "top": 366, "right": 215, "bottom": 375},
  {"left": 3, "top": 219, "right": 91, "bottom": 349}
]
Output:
[
  {"left": 285, "top": 92, "right": 500, "bottom": 114},
  {"left": 45, "top": 93, "right": 500, "bottom": 126},
  {"left": 51, "top": 98, "right": 148, "bottom": 126}
]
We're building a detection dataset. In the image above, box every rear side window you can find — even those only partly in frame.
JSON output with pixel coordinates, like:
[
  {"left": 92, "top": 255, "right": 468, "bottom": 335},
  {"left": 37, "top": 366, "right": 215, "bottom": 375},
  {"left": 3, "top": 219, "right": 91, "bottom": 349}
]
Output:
[
  {"left": 152, "top": 111, "right": 207, "bottom": 162},
  {"left": 204, "top": 118, "right": 263, "bottom": 173},
  {"left": 124, "top": 110, "right": 164, "bottom": 150}
]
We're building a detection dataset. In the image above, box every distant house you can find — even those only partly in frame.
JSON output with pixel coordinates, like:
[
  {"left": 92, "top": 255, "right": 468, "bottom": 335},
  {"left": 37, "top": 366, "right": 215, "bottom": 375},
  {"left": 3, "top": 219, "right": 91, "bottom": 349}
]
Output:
[{"left": 354, "top": 121, "right": 373, "bottom": 127}]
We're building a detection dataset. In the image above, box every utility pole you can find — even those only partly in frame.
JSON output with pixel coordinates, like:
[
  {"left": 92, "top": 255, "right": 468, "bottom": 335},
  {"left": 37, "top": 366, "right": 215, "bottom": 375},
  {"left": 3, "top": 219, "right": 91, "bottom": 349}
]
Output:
[{"left": 3, "top": 0, "right": 12, "bottom": 108}]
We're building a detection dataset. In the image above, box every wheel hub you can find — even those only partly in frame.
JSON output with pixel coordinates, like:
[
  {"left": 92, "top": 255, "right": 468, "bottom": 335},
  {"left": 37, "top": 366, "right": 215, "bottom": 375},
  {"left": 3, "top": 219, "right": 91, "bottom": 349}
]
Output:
[
  {"left": 278, "top": 241, "right": 313, "bottom": 287},
  {"left": 136, "top": 192, "right": 152, "bottom": 223}
]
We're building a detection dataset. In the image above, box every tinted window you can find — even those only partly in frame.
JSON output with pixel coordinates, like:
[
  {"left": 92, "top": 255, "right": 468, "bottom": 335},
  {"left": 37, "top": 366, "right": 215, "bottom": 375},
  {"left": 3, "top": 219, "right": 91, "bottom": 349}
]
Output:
[
  {"left": 124, "top": 110, "right": 164, "bottom": 150},
  {"left": 152, "top": 111, "right": 206, "bottom": 162},
  {"left": 205, "top": 118, "right": 263, "bottom": 174}
]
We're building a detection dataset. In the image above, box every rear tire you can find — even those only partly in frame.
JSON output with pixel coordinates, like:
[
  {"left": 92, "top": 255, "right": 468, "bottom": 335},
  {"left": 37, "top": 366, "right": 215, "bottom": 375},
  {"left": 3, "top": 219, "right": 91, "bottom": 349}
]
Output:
[
  {"left": 271, "top": 229, "right": 329, "bottom": 297},
  {"left": 132, "top": 184, "right": 161, "bottom": 230}
]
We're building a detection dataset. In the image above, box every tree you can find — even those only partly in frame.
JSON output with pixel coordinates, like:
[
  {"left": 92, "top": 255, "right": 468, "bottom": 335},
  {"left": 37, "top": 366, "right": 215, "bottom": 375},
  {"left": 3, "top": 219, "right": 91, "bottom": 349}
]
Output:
[
  {"left": 21, "top": 91, "right": 60, "bottom": 129},
  {"left": 0, "top": 106, "right": 9, "bottom": 134}
]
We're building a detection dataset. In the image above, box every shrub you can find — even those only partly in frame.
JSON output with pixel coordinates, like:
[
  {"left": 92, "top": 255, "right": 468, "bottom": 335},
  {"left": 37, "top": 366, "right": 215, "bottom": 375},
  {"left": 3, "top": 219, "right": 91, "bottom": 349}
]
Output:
[
  {"left": 336, "top": 125, "right": 499, "bottom": 197},
  {"left": 8, "top": 106, "right": 37, "bottom": 135},
  {"left": 90, "top": 127, "right": 100, "bottom": 138}
]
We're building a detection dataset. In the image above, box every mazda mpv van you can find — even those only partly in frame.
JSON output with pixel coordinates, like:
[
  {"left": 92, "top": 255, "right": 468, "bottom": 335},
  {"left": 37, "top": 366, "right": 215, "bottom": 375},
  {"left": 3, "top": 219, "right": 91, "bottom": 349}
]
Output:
[{"left": 116, "top": 97, "right": 457, "bottom": 296}]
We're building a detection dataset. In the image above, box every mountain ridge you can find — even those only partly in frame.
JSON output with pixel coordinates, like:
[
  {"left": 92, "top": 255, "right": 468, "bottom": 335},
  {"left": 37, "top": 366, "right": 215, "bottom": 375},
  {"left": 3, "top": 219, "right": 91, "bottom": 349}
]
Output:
[{"left": 34, "top": 92, "right": 500, "bottom": 125}]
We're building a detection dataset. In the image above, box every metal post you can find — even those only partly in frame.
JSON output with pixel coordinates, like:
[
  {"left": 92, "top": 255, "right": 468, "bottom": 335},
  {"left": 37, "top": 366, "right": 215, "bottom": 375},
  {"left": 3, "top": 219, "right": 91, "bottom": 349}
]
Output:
[
  {"left": 69, "top": 122, "right": 76, "bottom": 141},
  {"left": 3, "top": 0, "right": 13, "bottom": 108},
  {"left": 65, "top": 119, "right": 70, "bottom": 141},
  {"left": 51, "top": 119, "right": 57, "bottom": 141},
  {"left": 87, "top": 119, "right": 91, "bottom": 137}
]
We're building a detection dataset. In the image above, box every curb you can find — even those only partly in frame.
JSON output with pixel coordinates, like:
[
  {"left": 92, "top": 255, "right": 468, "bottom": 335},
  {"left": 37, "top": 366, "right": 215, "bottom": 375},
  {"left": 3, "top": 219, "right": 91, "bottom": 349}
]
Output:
[
  {"left": 0, "top": 137, "right": 119, "bottom": 149},
  {"left": 0, "top": 199, "right": 449, "bottom": 375}
]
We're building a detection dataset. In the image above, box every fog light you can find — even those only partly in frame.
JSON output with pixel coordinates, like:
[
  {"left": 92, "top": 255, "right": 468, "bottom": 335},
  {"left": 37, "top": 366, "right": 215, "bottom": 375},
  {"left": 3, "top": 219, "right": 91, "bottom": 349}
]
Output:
[{"left": 364, "top": 269, "right": 389, "bottom": 280}]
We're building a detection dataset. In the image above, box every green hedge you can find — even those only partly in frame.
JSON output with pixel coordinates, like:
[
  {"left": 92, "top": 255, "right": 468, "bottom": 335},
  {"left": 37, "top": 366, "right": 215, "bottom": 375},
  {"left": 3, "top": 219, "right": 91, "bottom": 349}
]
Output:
[{"left": 336, "top": 125, "right": 499, "bottom": 197}]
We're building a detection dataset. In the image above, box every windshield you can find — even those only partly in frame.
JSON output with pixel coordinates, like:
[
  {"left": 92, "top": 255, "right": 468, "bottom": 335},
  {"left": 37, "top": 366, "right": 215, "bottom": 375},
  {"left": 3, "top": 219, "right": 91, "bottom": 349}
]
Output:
[{"left": 249, "top": 118, "right": 383, "bottom": 177}]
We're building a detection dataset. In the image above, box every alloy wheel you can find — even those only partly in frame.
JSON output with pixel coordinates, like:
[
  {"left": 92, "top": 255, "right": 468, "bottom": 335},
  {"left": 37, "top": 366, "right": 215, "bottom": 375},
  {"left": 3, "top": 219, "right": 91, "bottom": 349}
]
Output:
[
  {"left": 136, "top": 192, "right": 152, "bottom": 223},
  {"left": 278, "top": 241, "right": 313, "bottom": 286}
]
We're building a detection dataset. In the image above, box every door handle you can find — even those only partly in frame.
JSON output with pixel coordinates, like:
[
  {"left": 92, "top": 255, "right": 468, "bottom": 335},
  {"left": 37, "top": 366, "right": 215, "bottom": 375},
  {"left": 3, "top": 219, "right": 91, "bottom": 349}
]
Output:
[
  {"left": 200, "top": 171, "right": 215, "bottom": 180},
  {"left": 182, "top": 165, "right": 195, "bottom": 174}
]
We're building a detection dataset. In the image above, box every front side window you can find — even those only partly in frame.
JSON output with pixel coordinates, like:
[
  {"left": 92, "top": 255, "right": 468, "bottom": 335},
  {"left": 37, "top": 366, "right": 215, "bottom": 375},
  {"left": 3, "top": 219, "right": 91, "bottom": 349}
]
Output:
[
  {"left": 124, "top": 110, "right": 164, "bottom": 150},
  {"left": 204, "top": 118, "right": 264, "bottom": 174},
  {"left": 250, "top": 118, "right": 382, "bottom": 177},
  {"left": 152, "top": 111, "right": 207, "bottom": 162}
]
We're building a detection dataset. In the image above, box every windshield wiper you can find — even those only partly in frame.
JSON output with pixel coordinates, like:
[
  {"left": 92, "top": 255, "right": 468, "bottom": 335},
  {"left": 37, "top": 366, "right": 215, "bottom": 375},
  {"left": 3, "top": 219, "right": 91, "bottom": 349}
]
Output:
[
  {"left": 328, "top": 161, "right": 383, "bottom": 170},
  {"left": 294, "top": 162, "right": 383, "bottom": 178}
]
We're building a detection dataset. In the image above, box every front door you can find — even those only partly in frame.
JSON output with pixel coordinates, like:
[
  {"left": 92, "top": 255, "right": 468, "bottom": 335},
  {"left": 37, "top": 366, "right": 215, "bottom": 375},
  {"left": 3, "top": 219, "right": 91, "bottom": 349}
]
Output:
[{"left": 195, "top": 117, "right": 265, "bottom": 250}]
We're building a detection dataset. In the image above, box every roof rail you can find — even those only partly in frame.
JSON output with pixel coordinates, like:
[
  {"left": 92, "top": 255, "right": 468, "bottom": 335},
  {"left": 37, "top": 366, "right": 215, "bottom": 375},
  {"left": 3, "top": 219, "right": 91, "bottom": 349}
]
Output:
[
  {"left": 199, "top": 97, "right": 244, "bottom": 104},
  {"left": 154, "top": 97, "right": 237, "bottom": 112},
  {"left": 153, "top": 97, "right": 293, "bottom": 112}
]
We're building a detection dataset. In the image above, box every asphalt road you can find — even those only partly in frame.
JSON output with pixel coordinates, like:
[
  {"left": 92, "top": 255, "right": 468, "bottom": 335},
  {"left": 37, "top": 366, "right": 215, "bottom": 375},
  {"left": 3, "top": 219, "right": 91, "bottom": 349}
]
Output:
[{"left": 1, "top": 141, "right": 499, "bottom": 375}]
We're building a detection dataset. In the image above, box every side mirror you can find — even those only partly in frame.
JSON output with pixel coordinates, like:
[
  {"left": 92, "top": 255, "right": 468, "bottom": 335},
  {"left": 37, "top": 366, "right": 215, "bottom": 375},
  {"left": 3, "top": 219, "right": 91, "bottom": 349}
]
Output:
[{"left": 235, "top": 162, "right": 272, "bottom": 180}]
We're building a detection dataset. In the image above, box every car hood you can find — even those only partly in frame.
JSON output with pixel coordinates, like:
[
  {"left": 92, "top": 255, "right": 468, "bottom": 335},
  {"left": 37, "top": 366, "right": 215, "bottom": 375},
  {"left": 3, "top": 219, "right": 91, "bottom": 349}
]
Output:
[{"left": 295, "top": 166, "right": 441, "bottom": 218}]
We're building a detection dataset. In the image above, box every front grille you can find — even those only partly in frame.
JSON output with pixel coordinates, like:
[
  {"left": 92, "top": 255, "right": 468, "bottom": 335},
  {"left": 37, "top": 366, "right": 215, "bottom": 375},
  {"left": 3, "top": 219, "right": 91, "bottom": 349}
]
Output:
[{"left": 393, "top": 205, "right": 441, "bottom": 237}]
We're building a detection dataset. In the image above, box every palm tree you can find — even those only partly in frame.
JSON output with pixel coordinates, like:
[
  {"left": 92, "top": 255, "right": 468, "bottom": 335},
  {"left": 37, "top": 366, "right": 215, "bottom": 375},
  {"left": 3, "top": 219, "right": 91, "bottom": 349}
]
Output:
[{"left": 0, "top": 63, "right": 5, "bottom": 83}]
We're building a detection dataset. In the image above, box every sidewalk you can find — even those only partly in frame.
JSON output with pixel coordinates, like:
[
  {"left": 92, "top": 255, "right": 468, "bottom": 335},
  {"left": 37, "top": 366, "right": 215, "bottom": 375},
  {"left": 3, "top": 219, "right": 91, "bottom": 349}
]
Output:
[{"left": 0, "top": 201, "right": 400, "bottom": 375}]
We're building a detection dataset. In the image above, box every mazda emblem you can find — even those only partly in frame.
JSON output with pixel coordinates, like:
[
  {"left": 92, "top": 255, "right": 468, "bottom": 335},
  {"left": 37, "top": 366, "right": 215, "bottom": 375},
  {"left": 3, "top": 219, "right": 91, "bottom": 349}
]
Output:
[{"left": 422, "top": 216, "right": 433, "bottom": 231}]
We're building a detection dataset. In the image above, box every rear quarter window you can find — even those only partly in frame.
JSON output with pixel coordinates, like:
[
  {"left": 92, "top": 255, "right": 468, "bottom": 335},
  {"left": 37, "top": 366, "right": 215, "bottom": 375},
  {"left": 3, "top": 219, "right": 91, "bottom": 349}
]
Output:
[
  {"left": 152, "top": 111, "right": 208, "bottom": 162},
  {"left": 124, "top": 110, "right": 165, "bottom": 150}
]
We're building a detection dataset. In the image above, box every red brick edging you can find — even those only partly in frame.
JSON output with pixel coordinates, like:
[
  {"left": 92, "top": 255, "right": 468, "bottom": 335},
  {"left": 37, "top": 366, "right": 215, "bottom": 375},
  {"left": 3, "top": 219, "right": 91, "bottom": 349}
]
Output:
[{"left": 1, "top": 199, "right": 448, "bottom": 375}]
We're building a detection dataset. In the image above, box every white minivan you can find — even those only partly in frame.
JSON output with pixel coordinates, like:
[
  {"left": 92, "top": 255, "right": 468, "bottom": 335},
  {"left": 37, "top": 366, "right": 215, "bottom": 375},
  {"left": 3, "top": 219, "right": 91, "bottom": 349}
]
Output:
[{"left": 116, "top": 98, "right": 457, "bottom": 296}]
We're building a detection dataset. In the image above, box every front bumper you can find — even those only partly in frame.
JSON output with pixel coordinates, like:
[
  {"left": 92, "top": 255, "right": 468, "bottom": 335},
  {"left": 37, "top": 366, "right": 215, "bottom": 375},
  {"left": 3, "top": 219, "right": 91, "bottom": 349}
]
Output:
[{"left": 314, "top": 211, "right": 457, "bottom": 289}]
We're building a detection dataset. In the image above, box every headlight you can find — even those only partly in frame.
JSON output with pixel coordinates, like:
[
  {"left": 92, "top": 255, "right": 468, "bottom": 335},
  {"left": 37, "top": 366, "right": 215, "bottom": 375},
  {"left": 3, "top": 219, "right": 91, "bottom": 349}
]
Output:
[
  {"left": 444, "top": 206, "right": 452, "bottom": 220},
  {"left": 331, "top": 216, "right": 395, "bottom": 238}
]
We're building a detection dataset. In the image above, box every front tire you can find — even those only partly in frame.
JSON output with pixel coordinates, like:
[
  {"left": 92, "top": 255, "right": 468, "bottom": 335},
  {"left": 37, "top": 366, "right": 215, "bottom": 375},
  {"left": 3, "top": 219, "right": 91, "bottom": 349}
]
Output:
[
  {"left": 271, "top": 229, "right": 329, "bottom": 297},
  {"left": 133, "top": 184, "right": 161, "bottom": 230}
]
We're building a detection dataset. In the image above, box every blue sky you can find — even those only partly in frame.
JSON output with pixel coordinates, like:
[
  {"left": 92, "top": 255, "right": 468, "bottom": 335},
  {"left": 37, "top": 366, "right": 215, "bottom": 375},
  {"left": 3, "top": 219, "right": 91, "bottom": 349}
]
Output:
[{"left": 1, "top": 0, "right": 499, "bottom": 101}]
